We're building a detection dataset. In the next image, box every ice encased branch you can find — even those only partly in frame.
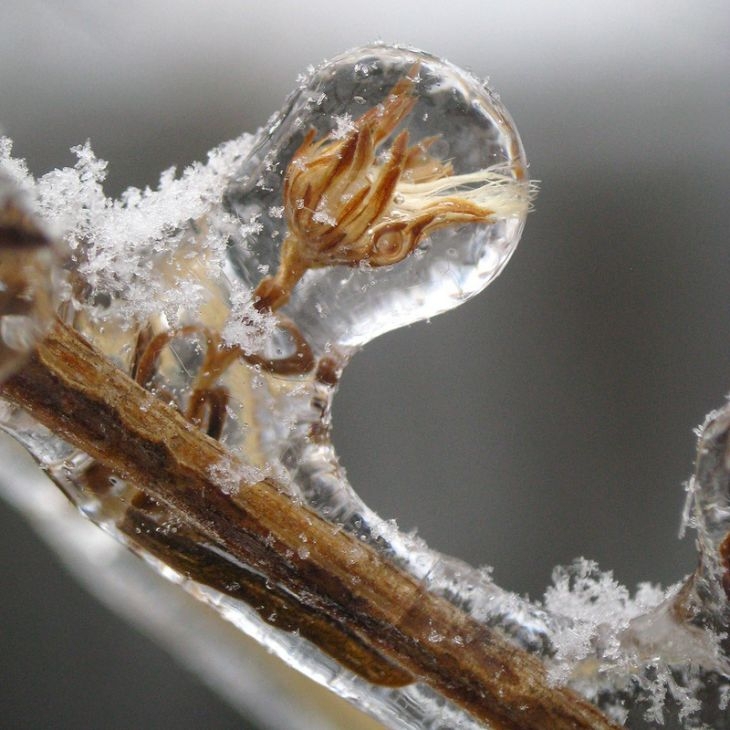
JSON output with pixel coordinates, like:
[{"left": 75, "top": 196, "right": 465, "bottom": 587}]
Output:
[{"left": 2, "top": 43, "right": 730, "bottom": 728}]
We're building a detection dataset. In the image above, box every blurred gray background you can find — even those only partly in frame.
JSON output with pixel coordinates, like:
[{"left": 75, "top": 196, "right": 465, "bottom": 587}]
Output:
[{"left": 1, "top": 1, "right": 729, "bottom": 728}]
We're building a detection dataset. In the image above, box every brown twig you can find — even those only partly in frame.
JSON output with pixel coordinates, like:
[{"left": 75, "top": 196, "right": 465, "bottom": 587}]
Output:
[{"left": 1, "top": 319, "right": 618, "bottom": 730}]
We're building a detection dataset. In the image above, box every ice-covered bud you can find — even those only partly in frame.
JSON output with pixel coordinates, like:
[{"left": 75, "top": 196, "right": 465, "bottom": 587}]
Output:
[
  {"left": 253, "top": 65, "right": 532, "bottom": 312},
  {"left": 228, "top": 44, "right": 534, "bottom": 350}
]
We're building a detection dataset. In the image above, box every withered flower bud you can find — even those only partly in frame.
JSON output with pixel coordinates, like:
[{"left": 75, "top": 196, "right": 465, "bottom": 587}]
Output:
[{"left": 255, "top": 67, "right": 531, "bottom": 312}]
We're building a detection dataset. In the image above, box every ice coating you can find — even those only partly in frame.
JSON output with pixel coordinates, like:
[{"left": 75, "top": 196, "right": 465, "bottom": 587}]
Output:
[
  {"left": 225, "top": 45, "right": 533, "bottom": 351},
  {"left": 0, "top": 44, "right": 728, "bottom": 728}
]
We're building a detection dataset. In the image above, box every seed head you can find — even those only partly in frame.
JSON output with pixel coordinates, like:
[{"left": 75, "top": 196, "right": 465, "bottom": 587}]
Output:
[{"left": 255, "top": 66, "right": 532, "bottom": 312}]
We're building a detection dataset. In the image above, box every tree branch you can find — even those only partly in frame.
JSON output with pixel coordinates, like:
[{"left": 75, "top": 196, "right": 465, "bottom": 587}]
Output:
[{"left": 1, "top": 319, "right": 618, "bottom": 730}]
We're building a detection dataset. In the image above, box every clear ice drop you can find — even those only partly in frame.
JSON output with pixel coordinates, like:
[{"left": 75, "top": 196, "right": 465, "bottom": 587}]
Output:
[{"left": 226, "top": 44, "right": 533, "bottom": 352}]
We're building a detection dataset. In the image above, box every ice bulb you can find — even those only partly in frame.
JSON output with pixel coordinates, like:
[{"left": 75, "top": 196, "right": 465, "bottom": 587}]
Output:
[{"left": 225, "top": 44, "right": 533, "bottom": 353}]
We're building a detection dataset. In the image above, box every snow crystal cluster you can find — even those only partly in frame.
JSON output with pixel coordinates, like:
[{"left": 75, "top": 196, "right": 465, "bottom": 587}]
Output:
[{"left": 0, "top": 135, "right": 274, "bottom": 353}]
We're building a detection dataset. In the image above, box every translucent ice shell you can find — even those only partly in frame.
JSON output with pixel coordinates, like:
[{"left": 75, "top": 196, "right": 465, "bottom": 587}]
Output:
[{"left": 225, "top": 45, "right": 533, "bottom": 353}]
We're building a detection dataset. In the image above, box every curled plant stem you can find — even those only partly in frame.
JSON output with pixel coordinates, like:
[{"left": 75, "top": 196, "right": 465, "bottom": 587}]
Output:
[
  {"left": 129, "top": 320, "right": 314, "bottom": 438},
  {"left": 1, "top": 319, "right": 618, "bottom": 730}
]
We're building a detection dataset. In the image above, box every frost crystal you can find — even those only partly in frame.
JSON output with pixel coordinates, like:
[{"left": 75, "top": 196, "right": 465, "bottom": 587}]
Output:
[
  {"left": 221, "top": 287, "right": 275, "bottom": 351},
  {"left": 0, "top": 133, "right": 272, "bottom": 344},
  {"left": 208, "top": 457, "right": 263, "bottom": 496},
  {"left": 544, "top": 559, "right": 668, "bottom": 684},
  {"left": 331, "top": 112, "right": 356, "bottom": 139}
]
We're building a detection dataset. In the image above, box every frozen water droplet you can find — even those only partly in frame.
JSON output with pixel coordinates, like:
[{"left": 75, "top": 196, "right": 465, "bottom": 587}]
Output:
[{"left": 226, "top": 45, "right": 533, "bottom": 352}]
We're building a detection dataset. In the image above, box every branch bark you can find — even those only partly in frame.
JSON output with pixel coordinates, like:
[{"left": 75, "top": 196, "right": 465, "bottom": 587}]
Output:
[{"left": 1, "top": 320, "right": 618, "bottom": 730}]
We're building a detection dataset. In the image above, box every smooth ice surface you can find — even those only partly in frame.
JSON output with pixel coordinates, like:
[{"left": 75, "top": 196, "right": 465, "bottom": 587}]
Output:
[{"left": 225, "top": 45, "right": 533, "bottom": 351}]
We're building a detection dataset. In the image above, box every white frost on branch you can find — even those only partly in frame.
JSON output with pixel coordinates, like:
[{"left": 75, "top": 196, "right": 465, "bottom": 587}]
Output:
[
  {"left": 544, "top": 559, "right": 667, "bottom": 684},
  {"left": 0, "top": 134, "right": 272, "bottom": 344}
]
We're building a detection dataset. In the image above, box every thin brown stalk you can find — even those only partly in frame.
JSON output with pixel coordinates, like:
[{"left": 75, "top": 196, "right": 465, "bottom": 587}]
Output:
[{"left": 1, "top": 319, "right": 618, "bottom": 730}]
